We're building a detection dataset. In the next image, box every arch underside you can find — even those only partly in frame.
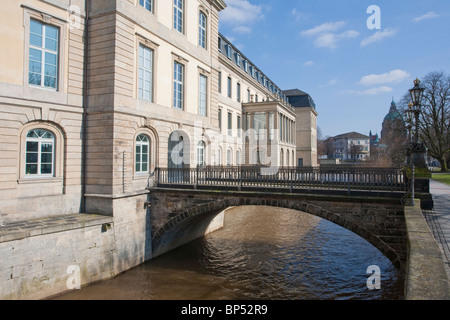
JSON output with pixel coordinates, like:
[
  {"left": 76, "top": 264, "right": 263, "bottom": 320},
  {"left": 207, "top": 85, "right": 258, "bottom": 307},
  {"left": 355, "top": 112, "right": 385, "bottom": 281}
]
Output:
[{"left": 151, "top": 198, "right": 405, "bottom": 270}]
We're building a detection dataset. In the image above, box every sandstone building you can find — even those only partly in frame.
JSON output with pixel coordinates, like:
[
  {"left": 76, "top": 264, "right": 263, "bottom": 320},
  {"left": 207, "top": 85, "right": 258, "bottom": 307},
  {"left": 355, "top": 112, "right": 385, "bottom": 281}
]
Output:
[{"left": 0, "top": 0, "right": 318, "bottom": 298}]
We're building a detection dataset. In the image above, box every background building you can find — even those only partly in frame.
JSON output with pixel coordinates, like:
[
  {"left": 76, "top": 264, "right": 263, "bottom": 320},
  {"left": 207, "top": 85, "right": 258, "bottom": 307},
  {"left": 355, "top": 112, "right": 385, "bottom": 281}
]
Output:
[
  {"left": 284, "top": 89, "right": 318, "bottom": 167},
  {"left": 330, "top": 132, "right": 371, "bottom": 162}
]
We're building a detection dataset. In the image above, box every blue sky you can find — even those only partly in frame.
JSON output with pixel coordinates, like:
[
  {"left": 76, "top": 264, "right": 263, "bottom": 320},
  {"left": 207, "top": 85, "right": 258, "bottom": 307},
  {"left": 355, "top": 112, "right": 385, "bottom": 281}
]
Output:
[{"left": 218, "top": 0, "right": 450, "bottom": 138}]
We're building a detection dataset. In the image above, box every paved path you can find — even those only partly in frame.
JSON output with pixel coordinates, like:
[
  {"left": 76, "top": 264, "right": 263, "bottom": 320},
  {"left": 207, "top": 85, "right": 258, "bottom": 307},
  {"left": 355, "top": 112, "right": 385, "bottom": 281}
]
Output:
[{"left": 422, "top": 178, "right": 450, "bottom": 280}]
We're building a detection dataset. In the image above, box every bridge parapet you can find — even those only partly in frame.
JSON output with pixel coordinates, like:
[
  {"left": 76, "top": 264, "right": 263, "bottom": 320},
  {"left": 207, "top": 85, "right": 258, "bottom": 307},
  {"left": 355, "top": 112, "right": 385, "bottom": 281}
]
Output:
[{"left": 152, "top": 166, "right": 407, "bottom": 193}]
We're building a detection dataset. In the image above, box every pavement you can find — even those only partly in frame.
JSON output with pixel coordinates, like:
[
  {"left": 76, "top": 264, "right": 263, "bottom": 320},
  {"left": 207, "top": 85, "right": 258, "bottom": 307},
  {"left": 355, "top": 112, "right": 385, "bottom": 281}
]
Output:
[{"left": 422, "top": 178, "right": 450, "bottom": 280}]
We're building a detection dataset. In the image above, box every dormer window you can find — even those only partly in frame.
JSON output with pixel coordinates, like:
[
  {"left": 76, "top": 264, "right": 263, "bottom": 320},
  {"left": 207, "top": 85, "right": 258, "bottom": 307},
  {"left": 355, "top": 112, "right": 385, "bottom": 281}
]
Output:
[
  {"left": 225, "top": 44, "right": 231, "bottom": 59},
  {"left": 243, "top": 60, "right": 248, "bottom": 73},
  {"left": 235, "top": 53, "right": 241, "bottom": 67}
]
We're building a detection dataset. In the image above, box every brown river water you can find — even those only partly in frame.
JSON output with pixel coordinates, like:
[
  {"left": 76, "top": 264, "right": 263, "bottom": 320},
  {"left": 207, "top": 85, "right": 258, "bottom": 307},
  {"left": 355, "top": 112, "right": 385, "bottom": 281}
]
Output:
[{"left": 54, "top": 206, "right": 403, "bottom": 300}]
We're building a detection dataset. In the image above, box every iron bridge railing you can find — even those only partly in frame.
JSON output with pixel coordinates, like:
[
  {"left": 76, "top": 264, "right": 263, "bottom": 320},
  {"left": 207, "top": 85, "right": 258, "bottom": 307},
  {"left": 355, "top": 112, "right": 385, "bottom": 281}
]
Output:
[{"left": 152, "top": 166, "right": 407, "bottom": 193}]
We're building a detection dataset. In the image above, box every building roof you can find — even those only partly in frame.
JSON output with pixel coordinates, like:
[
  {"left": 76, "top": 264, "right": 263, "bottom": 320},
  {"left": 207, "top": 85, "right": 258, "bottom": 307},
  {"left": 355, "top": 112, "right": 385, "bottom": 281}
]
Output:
[
  {"left": 333, "top": 131, "right": 369, "bottom": 140},
  {"left": 383, "top": 99, "right": 403, "bottom": 122},
  {"left": 283, "top": 89, "right": 316, "bottom": 109}
]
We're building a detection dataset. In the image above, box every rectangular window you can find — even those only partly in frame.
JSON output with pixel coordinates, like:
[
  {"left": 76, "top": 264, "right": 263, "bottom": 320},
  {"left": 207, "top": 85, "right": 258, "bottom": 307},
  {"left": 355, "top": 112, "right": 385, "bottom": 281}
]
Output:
[
  {"left": 237, "top": 115, "right": 241, "bottom": 138},
  {"left": 199, "top": 74, "right": 207, "bottom": 116},
  {"left": 227, "top": 112, "right": 232, "bottom": 136},
  {"left": 173, "top": 61, "right": 184, "bottom": 109},
  {"left": 139, "top": 0, "right": 153, "bottom": 12},
  {"left": 218, "top": 71, "right": 222, "bottom": 93},
  {"left": 227, "top": 76, "right": 232, "bottom": 98},
  {"left": 237, "top": 82, "right": 241, "bottom": 102},
  {"left": 138, "top": 45, "right": 153, "bottom": 101},
  {"left": 199, "top": 11, "right": 207, "bottom": 49},
  {"left": 243, "top": 60, "right": 248, "bottom": 73},
  {"left": 218, "top": 108, "right": 222, "bottom": 132},
  {"left": 174, "top": 0, "right": 183, "bottom": 33},
  {"left": 29, "top": 19, "right": 59, "bottom": 90},
  {"left": 247, "top": 89, "right": 250, "bottom": 102}
]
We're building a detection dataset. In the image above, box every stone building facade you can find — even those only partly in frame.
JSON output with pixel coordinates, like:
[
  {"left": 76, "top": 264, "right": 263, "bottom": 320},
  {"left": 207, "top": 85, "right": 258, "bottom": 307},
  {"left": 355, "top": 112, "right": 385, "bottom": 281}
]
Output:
[{"left": 0, "top": 0, "right": 318, "bottom": 298}]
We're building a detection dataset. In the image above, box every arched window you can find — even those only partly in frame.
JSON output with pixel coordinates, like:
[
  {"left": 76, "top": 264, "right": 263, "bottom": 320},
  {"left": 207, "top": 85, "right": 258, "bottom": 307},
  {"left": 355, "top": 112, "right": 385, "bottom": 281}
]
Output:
[
  {"left": 236, "top": 150, "right": 241, "bottom": 166},
  {"left": 136, "top": 134, "right": 150, "bottom": 174},
  {"left": 226, "top": 149, "right": 232, "bottom": 166},
  {"left": 25, "top": 129, "right": 55, "bottom": 176},
  {"left": 197, "top": 141, "right": 205, "bottom": 167}
]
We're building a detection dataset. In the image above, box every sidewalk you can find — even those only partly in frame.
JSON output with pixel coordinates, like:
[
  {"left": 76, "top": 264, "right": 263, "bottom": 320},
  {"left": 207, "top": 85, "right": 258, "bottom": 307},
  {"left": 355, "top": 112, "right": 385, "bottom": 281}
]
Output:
[{"left": 422, "top": 178, "right": 450, "bottom": 280}]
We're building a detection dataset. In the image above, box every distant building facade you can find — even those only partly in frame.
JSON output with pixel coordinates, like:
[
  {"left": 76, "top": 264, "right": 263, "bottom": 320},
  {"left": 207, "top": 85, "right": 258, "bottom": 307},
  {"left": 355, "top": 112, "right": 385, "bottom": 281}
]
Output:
[
  {"left": 284, "top": 89, "right": 318, "bottom": 167},
  {"left": 330, "top": 132, "right": 371, "bottom": 161}
]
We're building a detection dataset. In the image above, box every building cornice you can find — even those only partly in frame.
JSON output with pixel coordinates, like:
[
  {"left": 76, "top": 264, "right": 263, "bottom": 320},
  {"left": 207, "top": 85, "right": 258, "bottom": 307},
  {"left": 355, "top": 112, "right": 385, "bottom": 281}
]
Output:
[{"left": 208, "top": 0, "right": 227, "bottom": 11}]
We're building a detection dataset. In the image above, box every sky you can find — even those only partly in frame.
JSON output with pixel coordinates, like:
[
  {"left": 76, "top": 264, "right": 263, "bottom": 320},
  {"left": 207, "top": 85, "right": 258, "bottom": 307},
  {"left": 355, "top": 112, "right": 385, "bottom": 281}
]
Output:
[{"left": 218, "top": 0, "right": 450, "bottom": 138}]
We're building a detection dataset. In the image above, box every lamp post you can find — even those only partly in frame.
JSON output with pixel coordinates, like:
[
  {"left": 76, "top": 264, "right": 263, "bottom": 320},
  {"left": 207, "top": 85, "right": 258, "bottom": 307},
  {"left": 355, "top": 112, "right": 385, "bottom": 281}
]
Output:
[
  {"left": 406, "top": 78, "right": 425, "bottom": 206},
  {"left": 405, "top": 103, "right": 415, "bottom": 206}
]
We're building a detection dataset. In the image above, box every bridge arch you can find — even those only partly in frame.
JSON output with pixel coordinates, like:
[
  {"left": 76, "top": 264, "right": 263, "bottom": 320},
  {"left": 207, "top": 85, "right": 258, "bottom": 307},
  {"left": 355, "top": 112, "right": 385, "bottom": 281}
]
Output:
[{"left": 151, "top": 197, "right": 404, "bottom": 270}]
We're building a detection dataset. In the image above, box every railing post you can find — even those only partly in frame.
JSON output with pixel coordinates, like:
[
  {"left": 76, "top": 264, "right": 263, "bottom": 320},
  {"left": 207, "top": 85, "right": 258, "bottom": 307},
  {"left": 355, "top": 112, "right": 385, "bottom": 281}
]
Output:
[{"left": 239, "top": 166, "right": 243, "bottom": 191}]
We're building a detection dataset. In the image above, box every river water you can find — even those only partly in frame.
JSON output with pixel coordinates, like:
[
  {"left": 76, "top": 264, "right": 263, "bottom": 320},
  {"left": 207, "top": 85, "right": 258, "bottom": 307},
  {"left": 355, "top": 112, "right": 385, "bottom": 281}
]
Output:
[{"left": 55, "top": 206, "right": 403, "bottom": 300}]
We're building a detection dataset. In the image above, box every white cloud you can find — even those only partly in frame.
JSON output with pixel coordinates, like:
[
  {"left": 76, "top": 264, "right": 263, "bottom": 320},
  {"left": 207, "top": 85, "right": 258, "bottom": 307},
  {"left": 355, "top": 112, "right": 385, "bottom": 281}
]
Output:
[
  {"left": 344, "top": 86, "right": 393, "bottom": 95},
  {"left": 359, "top": 69, "right": 411, "bottom": 86},
  {"left": 301, "top": 21, "right": 347, "bottom": 37},
  {"left": 319, "top": 79, "right": 338, "bottom": 88},
  {"left": 301, "top": 21, "right": 358, "bottom": 49},
  {"left": 314, "top": 30, "right": 359, "bottom": 49},
  {"left": 303, "top": 60, "right": 314, "bottom": 67},
  {"left": 233, "top": 26, "right": 252, "bottom": 34},
  {"left": 414, "top": 12, "right": 439, "bottom": 22},
  {"left": 360, "top": 28, "right": 397, "bottom": 47},
  {"left": 220, "top": 0, "right": 264, "bottom": 26}
]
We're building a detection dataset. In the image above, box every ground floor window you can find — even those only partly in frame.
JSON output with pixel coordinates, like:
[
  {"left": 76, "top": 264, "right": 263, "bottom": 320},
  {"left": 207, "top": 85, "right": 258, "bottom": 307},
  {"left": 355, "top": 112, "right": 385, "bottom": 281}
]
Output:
[{"left": 25, "top": 129, "right": 55, "bottom": 176}]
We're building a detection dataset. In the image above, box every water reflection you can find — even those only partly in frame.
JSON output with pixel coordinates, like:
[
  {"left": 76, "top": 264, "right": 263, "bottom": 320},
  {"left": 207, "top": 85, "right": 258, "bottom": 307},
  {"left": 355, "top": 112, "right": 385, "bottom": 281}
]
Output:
[{"left": 55, "top": 206, "right": 403, "bottom": 300}]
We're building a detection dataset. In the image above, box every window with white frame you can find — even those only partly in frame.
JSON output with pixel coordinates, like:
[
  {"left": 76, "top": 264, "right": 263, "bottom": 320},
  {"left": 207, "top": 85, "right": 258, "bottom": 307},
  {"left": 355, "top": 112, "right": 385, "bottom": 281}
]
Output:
[
  {"left": 243, "top": 60, "right": 248, "bottom": 73},
  {"left": 25, "top": 129, "right": 55, "bottom": 176},
  {"left": 227, "top": 149, "right": 232, "bottom": 166},
  {"left": 199, "top": 11, "right": 207, "bottom": 49},
  {"left": 136, "top": 134, "right": 150, "bottom": 174},
  {"left": 29, "top": 19, "right": 59, "bottom": 90},
  {"left": 236, "top": 53, "right": 241, "bottom": 66},
  {"left": 237, "top": 82, "right": 241, "bottom": 102},
  {"left": 226, "top": 45, "right": 231, "bottom": 59},
  {"left": 197, "top": 141, "right": 206, "bottom": 167},
  {"left": 173, "top": 61, "right": 184, "bottom": 109},
  {"left": 139, "top": 0, "right": 153, "bottom": 12},
  {"left": 174, "top": 0, "right": 184, "bottom": 33},
  {"left": 138, "top": 45, "right": 153, "bottom": 101},
  {"left": 199, "top": 74, "right": 207, "bottom": 116},
  {"left": 227, "top": 112, "right": 232, "bottom": 136}
]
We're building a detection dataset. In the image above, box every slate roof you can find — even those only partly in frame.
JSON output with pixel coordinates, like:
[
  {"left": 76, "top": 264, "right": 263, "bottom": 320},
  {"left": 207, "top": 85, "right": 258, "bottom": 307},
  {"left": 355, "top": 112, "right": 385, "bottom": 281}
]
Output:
[{"left": 283, "top": 89, "right": 316, "bottom": 109}]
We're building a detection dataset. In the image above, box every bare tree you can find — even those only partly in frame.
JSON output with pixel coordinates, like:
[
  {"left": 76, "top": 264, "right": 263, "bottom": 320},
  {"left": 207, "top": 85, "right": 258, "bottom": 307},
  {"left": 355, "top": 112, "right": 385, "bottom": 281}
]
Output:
[{"left": 399, "top": 71, "right": 450, "bottom": 172}]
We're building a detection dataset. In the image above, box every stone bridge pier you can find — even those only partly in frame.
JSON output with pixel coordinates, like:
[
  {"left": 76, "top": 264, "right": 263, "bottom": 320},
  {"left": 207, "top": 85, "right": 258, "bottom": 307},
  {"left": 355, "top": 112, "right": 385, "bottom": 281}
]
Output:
[{"left": 148, "top": 188, "right": 407, "bottom": 272}]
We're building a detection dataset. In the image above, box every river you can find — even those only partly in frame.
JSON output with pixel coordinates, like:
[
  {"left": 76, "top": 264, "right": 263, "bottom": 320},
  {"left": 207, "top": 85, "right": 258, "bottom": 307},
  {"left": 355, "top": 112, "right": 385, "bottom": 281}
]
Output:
[{"left": 54, "top": 206, "right": 403, "bottom": 300}]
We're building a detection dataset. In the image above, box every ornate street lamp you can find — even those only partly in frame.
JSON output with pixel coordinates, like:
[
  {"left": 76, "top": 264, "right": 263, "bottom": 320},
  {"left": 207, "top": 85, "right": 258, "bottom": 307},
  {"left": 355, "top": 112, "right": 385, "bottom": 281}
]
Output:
[
  {"left": 406, "top": 78, "right": 425, "bottom": 206},
  {"left": 409, "top": 78, "right": 425, "bottom": 145}
]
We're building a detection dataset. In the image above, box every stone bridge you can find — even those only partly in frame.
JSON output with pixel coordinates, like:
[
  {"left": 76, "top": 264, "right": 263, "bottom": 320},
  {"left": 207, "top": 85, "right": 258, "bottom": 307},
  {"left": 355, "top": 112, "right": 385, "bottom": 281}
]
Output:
[{"left": 148, "top": 187, "right": 408, "bottom": 272}]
